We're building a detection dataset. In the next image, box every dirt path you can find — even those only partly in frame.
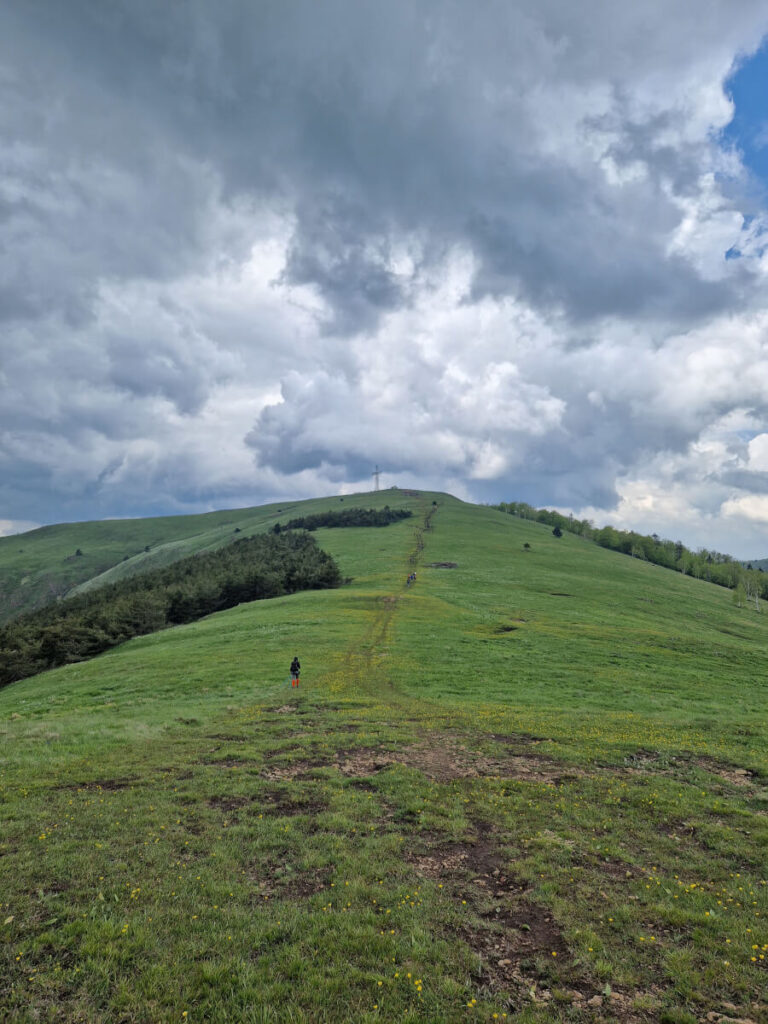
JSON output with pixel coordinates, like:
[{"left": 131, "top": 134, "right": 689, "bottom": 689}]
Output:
[{"left": 340, "top": 496, "right": 436, "bottom": 701}]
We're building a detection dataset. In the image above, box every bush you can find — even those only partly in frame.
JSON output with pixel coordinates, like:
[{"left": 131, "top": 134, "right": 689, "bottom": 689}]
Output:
[{"left": 279, "top": 507, "right": 412, "bottom": 531}]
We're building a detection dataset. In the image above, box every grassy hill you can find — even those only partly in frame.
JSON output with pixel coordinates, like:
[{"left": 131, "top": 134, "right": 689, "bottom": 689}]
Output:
[
  {"left": 1, "top": 493, "right": 767, "bottom": 1023},
  {"left": 0, "top": 490, "right": 412, "bottom": 624}
]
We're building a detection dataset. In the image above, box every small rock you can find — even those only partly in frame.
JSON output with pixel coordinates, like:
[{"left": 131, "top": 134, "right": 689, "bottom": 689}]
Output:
[
  {"left": 497, "top": 959, "right": 511, "bottom": 967},
  {"left": 567, "top": 990, "right": 584, "bottom": 1001},
  {"left": 587, "top": 995, "right": 603, "bottom": 1008}
]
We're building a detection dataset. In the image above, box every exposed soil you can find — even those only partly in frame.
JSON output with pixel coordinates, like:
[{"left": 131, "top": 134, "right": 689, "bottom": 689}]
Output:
[
  {"left": 333, "top": 738, "right": 577, "bottom": 785},
  {"left": 202, "top": 758, "right": 254, "bottom": 769},
  {"left": 336, "top": 748, "right": 397, "bottom": 777},
  {"left": 347, "top": 778, "right": 377, "bottom": 791},
  {"left": 696, "top": 756, "right": 757, "bottom": 787},
  {"left": 426, "top": 562, "right": 458, "bottom": 568},
  {"left": 66, "top": 776, "right": 137, "bottom": 791},
  {"left": 461, "top": 898, "right": 568, "bottom": 991},
  {"left": 207, "top": 795, "right": 249, "bottom": 812},
  {"left": 281, "top": 868, "right": 331, "bottom": 898},
  {"left": 261, "top": 759, "right": 327, "bottom": 781},
  {"left": 247, "top": 858, "right": 330, "bottom": 902},
  {"left": 407, "top": 825, "right": 575, "bottom": 1008},
  {"left": 486, "top": 732, "right": 548, "bottom": 745},
  {"left": 406, "top": 828, "right": 656, "bottom": 1019}
]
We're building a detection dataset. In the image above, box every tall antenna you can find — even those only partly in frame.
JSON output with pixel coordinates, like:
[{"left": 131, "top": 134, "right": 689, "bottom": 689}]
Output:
[{"left": 372, "top": 465, "right": 381, "bottom": 491}]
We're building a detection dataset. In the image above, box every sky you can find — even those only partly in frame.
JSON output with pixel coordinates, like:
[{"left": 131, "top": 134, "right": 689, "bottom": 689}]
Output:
[{"left": 3, "top": 2, "right": 768, "bottom": 557}]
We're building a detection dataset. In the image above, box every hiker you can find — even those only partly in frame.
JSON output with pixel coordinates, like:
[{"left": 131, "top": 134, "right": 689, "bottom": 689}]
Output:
[{"left": 290, "top": 656, "right": 301, "bottom": 687}]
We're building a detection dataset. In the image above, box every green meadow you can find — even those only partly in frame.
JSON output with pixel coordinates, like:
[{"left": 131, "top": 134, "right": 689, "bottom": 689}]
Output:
[{"left": 1, "top": 492, "right": 767, "bottom": 1023}]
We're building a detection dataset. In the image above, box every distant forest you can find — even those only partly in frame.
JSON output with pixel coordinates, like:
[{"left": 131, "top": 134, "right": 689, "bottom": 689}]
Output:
[
  {"left": 496, "top": 501, "right": 768, "bottom": 607},
  {"left": 274, "top": 507, "right": 412, "bottom": 532},
  {"left": 0, "top": 532, "right": 341, "bottom": 688}
]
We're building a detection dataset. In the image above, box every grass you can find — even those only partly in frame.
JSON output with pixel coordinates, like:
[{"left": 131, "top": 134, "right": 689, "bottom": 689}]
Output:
[
  {"left": 1, "top": 492, "right": 767, "bottom": 1022},
  {"left": 0, "top": 489, "right": 414, "bottom": 623}
]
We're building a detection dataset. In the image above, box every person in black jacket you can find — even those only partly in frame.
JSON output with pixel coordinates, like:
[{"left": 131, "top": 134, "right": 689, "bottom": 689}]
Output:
[{"left": 290, "top": 656, "right": 301, "bottom": 687}]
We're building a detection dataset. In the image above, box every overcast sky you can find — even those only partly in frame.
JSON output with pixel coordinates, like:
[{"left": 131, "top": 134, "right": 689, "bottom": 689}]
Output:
[{"left": 3, "top": 1, "right": 768, "bottom": 556}]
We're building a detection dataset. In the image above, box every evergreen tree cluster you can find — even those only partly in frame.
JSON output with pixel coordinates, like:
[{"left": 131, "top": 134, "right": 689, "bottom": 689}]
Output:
[
  {"left": 274, "top": 506, "right": 412, "bottom": 533},
  {"left": 496, "top": 501, "right": 768, "bottom": 602},
  {"left": 0, "top": 532, "right": 341, "bottom": 688}
]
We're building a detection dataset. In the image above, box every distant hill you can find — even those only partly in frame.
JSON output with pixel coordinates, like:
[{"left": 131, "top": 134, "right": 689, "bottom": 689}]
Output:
[
  {"left": 743, "top": 557, "right": 768, "bottom": 571},
  {"left": 0, "top": 489, "right": 413, "bottom": 625}
]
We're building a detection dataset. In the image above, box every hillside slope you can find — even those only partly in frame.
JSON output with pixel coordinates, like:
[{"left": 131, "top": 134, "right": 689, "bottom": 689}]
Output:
[
  {"left": 1, "top": 493, "right": 766, "bottom": 1023},
  {"left": 0, "top": 489, "right": 412, "bottom": 624}
]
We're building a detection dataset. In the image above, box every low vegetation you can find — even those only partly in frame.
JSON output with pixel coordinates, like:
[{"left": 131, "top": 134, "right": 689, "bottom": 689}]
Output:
[
  {"left": 1, "top": 492, "right": 766, "bottom": 1023},
  {"left": 496, "top": 500, "right": 767, "bottom": 604},
  {"left": 0, "top": 532, "right": 340, "bottom": 689}
]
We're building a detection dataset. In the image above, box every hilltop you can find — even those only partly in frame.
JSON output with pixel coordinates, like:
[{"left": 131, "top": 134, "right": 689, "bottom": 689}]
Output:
[{"left": 1, "top": 492, "right": 767, "bottom": 1023}]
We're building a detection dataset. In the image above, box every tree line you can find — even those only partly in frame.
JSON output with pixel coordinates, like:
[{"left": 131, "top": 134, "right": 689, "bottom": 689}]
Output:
[
  {"left": 274, "top": 506, "right": 412, "bottom": 533},
  {"left": 0, "top": 531, "right": 341, "bottom": 688},
  {"left": 495, "top": 501, "right": 767, "bottom": 607}
]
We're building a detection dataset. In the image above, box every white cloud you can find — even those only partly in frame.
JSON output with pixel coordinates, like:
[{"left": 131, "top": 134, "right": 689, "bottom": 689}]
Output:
[
  {"left": 721, "top": 494, "right": 768, "bottom": 522},
  {"left": 2, "top": 1, "right": 768, "bottom": 557},
  {"left": 0, "top": 519, "right": 39, "bottom": 538}
]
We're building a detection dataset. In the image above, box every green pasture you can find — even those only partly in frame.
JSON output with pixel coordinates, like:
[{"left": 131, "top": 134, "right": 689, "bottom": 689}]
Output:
[
  {"left": 1, "top": 493, "right": 767, "bottom": 1023},
  {"left": 0, "top": 489, "right": 413, "bottom": 623}
]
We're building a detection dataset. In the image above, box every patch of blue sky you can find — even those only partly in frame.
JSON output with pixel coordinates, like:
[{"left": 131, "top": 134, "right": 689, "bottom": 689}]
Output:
[
  {"left": 720, "top": 39, "right": 768, "bottom": 191},
  {"left": 717, "top": 41, "right": 768, "bottom": 265}
]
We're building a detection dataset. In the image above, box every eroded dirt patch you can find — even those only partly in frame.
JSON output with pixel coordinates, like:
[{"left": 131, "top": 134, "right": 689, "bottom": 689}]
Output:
[
  {"left": 462, "top": 898, "right": 568, "bottom": 992},
  {"left": 337, "top": 748, "right": 398, "bottom": 777},
  {"left": 696, "top": 757, "right": 757, "bottom": 787},
  {"left": 486, "top": 732, "right": 548, "bottom": 746},
  {"left": 247, "top": 859, "right": 330, "bottom": 902},
  {"left": 261, "top": 759, "right": 328, "bottom": 781},
  {"left": 408, "top": 826, "right": 574, "bottom": 1006},
  {"left": 282, "top": 868, "right": 331, "bottom": 898},
  {"left": 65, "top": 776, "right": 137, "bottom": 791},
  {"left": 202, "top": 758, "right": 255, "bottom": 770},
  {"left": 208, "top": 795, "right": 249, "bottom": 812},
  {"left": 334, "top": 738, "right": 577, "bottom": 785}
]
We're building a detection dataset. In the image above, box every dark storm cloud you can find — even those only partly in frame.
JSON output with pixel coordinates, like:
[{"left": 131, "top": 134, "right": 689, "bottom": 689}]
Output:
[{"left": 4, "top": 0, "right": 763, "bottom": 332}]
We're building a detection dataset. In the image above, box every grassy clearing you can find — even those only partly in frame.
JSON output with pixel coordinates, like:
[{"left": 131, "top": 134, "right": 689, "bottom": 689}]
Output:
[{"left": 1, "top": 493, "right": 767, "bottom": 1022}]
